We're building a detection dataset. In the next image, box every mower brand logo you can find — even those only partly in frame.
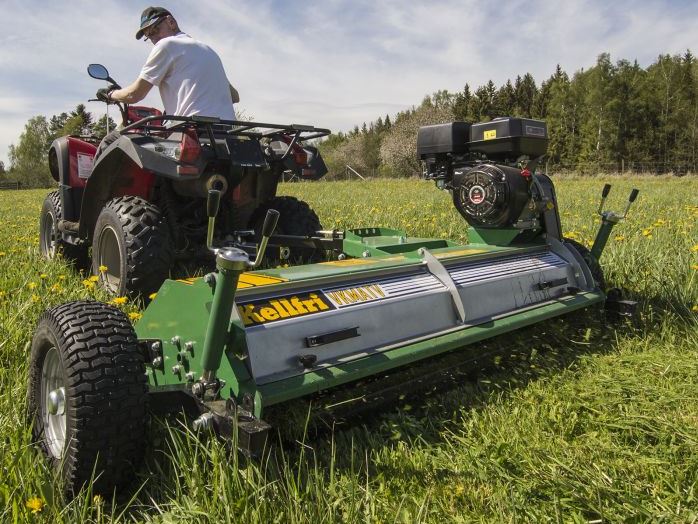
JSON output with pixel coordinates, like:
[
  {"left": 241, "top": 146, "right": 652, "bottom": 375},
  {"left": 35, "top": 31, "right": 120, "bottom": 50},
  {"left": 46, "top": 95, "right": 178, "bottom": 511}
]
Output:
[
  {"left": 237, "top": 292, "right": 335, "bottom": 326},
  {"left": 325, "top": 284, "right": 387, "bottom": 308}
]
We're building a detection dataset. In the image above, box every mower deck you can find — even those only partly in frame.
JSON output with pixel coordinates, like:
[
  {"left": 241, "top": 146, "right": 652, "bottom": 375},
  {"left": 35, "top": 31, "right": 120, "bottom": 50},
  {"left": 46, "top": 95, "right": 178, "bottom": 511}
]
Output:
[{"left": 137, "top": 231, "right": 602, "bottom": 421}]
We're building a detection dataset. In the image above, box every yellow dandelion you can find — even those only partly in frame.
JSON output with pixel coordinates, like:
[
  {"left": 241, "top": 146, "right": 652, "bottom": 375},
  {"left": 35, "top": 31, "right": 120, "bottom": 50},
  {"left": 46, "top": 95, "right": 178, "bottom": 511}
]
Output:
[
  {"left": 691, "top": 244, "right": 698, "bottom": 253},
  {"left": 31, "top": 294, "right": 40, "bottom": 303},
  {"left": 111, "top": 296, "right": 128, "bottom": 305},
  {"left": 614, "top": 235, "right": 625, "bottom": 242},
  {"left": 50, "top": 284, "right": 62, "bottom": 293},
  {"left": 642, "top": 228, "right": 652, "bottom": 237},
  {"left": 93, "top": 494, "right": 104, "bottom": 506},
  {"left": 88, "top": 275, "right": 99, "bottom": 282},
  {"left": 691, "top": 264, "right": 698, "bottom": 271},
  {"left": 0, "top": 251, "right": 5, "bottom": 256},
  {"left": 98, "top": 265, "right": 108, "bottom": 273},
  {"left": 149, "top": 292, "right": 157, "bottom": 300},
  {"left": 693, "top": 305, "right": 698, "bottom": 312},
  {"left": 25, "top": 497, "right": 44, "bottom": 514},
  {"left": 128, "top": 312, "right": 143, "bottom": 321},
  {"left": 39, "top": 273, "right": 48, "bottom": 279},
  {"left": 58, "top": 275, "right": 66, "bottom": 280},
  {"left": 82, "top": 279, "right": 95, "bottom": 289},
  {"left": 0, "top": 291, "right": 6, "bottom": 299},
  {"left": 28, "top": 282, "right": 37, "bottom": 290}
]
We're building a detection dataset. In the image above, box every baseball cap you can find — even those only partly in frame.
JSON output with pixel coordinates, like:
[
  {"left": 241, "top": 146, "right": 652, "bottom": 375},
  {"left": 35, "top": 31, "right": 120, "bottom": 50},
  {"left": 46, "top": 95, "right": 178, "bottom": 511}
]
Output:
[{"left": 136, "top": 7, "right": 172, "bottom": 40}]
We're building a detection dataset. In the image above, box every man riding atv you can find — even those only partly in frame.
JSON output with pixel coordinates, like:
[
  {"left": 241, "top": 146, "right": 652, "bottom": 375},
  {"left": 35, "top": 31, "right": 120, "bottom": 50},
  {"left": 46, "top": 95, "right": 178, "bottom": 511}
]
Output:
[
  {"left": 39, "top": 7, "right": 331, "bottom": 299},
  {"left": 96, "top": 6, "right": 240, "bottom": 156}
]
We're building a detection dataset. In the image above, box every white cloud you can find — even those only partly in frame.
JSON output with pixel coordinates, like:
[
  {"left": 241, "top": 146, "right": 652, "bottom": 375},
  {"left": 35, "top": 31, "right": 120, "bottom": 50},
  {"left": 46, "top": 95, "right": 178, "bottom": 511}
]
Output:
[{"left": 1, "top": 0, "right": 697, "bottom": 165}]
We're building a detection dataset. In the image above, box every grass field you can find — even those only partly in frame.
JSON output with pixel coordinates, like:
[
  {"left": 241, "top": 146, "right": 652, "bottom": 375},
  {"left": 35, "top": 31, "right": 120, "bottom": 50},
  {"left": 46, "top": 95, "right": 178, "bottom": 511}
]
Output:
[{"left": 0, "top": 176, "right": 697, "bottom": 523}]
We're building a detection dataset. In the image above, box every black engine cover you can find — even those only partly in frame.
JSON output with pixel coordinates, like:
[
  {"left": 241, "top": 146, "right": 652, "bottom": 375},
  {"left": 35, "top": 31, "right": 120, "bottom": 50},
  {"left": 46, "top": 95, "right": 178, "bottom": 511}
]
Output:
[{"left": 452, "top": 163, "right": 530, "bottom": 228}]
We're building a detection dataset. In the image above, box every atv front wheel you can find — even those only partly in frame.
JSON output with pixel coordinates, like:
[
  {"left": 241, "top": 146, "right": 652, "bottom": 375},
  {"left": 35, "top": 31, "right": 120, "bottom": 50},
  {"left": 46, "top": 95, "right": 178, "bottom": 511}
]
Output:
[
  {"left": 563, "top": 238, "right": 606, "bottom": 290},
  {"left": 249, "top": 196, "right": 323, "bottom": 263},
  {"left": 27, "top": 301, "right": 147, "bottom": 495},
  {"left": 39, "top": 191, "right": 87, "bottom": 266},
  {"left": 92, "top": 196, "right": 173, "bottom": 298}
]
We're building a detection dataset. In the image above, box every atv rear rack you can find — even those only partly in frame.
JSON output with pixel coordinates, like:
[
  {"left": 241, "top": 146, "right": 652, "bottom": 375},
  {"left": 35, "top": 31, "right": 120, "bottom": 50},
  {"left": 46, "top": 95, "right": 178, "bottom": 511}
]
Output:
[{"left": 120, "top": 114, "right": 331, "bottom": 140}]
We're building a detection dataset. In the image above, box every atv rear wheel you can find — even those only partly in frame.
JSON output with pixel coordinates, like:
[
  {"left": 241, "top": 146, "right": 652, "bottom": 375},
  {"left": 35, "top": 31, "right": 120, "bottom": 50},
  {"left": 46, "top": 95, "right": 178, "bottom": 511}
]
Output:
[
  {"left": 39, "top": 191, "right": 87, "bottom": 266},
  {"left": 27, "top": 301, "right": 147, "bottom": 496},
  {"left": 249, "top": 196, "right": 323, "bottom": 263},
  {"left": 563, "top": 238, "right": 606, "bottom": 290},
  {"left": 92, "top": 196, "right": 173, "bottom": 298}
]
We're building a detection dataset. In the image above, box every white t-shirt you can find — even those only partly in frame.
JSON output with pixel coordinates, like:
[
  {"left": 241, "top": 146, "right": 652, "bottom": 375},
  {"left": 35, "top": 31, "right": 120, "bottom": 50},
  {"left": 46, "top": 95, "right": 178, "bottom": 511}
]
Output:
[{"left": 139, "top": 32, "right": 236, "bottom": 120}]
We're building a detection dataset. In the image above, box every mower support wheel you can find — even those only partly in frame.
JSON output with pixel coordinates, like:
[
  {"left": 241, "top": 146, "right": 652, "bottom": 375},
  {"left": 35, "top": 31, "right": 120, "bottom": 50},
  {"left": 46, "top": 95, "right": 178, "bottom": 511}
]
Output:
[
  {"left": 92, "top": 196, "right": 173, "bottom": 298},
  {"left": 563, "top": 237, "right": 606, "bottom": 290},
  {"left": 249, "top": 196, "right": 323, "bottom": 263},
  {"left": 39, "top": 191, "right": 87, "bottom": 267},
  {"left": 27, "top": 301, "right": 147, "bottom": 496}
]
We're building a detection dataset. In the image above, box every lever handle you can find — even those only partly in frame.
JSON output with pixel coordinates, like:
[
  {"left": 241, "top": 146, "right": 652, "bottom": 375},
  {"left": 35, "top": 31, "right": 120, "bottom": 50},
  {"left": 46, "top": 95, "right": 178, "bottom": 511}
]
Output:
[
  {"left": 207, "top": 189, "right": 221, "bottom": 218},
  {"left": 602, "top": 184, "right": 612, "bottom": 198},
  {"left": 261, "top": 209, "right": 280, "bottom": 238},
  {"left": 251, "top": 209, "right": 280, "bottom": 268},
  {"left": 628, "top": 188, "right": 639, "bottom": 202}
]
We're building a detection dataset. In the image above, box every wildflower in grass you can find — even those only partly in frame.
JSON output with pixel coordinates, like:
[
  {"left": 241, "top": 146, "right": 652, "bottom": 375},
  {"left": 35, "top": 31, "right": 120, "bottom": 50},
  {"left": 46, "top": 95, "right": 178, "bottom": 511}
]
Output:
[
  {"left": 128, "top": 312, "right": 143, "bottom": 321},
  {"left": 40, "top": 273, "right": 48, "bottom": 279},
  {"left": 98, "top": 265, "right": 108, "bottom": 273},
  {"left": 93, "top": 494, "right": 104, "bottom": 506},
  {"left": 692, "top": 244, "right": 698, "bottom": 252},
  {"left": 25, "top": 497, "right": 44, "bottom": 514},
  {"left": 28, "top": 282, "right": 37, "bottom": 290},
  {"left": 111, "top": 296, "right": 127, "bottom": 306},
  {"left": 31, "top": 294, "right": 40, "bottom": 303},
  {"left": 149, "top": 292, "right": 157, "bottom": 300},
  {"left": 642, "top": 228, "right": 653, "bottom": 237},
  {"left": 614, "top": 235, "right": 625, "bottom": 241},
  {"left": 50, "top": 284, "right": 62, "bottom": 293},
  {"left": 692, "top": 305, "right": 698, "bottom": 312},
  {"left": 0, "top": 251, "right": 5, "bottom": 256},
  {"left": 82, "top": 279, "right": 95, "bottom": 289},
  {"left": 58, "top": 275, "right": 66, "bottom": 280},
  {"left": 691, "top": 264, "right": 698, "bottom": 271},
  {"left": 88, "top": 275, "right": 99, "bottom": 282}
]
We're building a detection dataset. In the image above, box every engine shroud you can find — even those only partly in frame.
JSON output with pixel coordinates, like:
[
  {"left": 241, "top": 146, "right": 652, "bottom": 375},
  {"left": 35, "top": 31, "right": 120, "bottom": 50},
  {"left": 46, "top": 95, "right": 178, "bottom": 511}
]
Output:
[{"left": 452, "top": 163, "right": 530, "bottom": 228}]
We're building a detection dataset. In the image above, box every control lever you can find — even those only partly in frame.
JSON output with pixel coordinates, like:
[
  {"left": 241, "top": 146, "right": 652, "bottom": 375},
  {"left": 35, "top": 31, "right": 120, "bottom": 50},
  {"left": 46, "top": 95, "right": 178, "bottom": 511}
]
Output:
[
  {"left": 251, "top": 210, "right": 280, "bottom": 268},
  {"left": 590, "top": 185, "right": 640, "bottom": 260},
  {"left": 206, "top": 189, "right": 221, "bottom": 251}
]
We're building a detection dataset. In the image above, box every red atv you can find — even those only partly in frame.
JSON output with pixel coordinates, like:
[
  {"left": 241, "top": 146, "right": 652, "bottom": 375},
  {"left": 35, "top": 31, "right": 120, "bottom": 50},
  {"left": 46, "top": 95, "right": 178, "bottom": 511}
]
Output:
[{"left": 40, "top": 64, "right": 330, "bottom": 297}]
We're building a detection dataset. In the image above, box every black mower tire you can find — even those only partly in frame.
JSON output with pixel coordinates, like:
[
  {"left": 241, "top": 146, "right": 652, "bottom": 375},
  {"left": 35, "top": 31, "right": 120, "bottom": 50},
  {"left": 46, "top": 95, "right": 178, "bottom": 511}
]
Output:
[
  {"left": 92, "top": 196, "right": 173, "bottom": 298},
  {"left": 563, "top": 237, "right": 606, "bottom": 290},
  {"left": 39, "top": 191, "right": 87, "bottom": 267},
  {"left": 249, "top": 196, "right": 324, "bottom": 263},
  {"left": 27, "top": 301, "right": 147, "bottom": 496}
]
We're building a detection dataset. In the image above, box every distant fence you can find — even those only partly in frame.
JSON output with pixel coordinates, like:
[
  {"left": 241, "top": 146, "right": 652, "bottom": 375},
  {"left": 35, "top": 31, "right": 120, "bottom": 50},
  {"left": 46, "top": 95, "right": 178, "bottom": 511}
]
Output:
[{"left": 0, "top": 181, "right": 22, "bottom": 190}]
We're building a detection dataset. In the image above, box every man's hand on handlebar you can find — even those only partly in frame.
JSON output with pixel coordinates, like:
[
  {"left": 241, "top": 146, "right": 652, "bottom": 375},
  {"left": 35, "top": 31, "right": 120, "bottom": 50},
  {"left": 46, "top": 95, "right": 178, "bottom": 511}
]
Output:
[{"left": 96, "top": 87, "right": 114, "bottom": 103}]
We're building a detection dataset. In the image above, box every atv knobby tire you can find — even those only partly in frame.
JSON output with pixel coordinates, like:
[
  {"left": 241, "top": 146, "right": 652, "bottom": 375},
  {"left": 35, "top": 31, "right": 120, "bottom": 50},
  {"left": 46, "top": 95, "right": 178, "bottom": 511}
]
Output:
[
  {"left": 563, "top": 237, "right": 606, "bottom": 290},
  {"left": 249, "top": 196, "right": 323, "bottom": 264},
  {"left": 39, "top": 191, "right": 87, "bottom": 266},
  {"left": 92, "top": 196, "right": 173, "bottom": 298},
  {"left": 27, "top": 301, "right": 147, "bottom": 496}
]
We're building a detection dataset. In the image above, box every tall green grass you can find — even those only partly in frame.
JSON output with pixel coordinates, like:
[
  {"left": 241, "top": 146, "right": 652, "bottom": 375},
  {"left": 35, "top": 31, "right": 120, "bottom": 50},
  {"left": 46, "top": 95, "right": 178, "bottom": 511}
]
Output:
[{"left": 1, "top": 176, "right": 696, "bottom": 522}]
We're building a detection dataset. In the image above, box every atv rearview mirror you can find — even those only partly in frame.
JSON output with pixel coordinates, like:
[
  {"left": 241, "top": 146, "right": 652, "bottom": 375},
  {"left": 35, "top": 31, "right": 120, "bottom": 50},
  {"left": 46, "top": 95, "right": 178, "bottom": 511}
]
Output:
[{"left": 87, "top": 64, "right": 110, "bottom": 81}]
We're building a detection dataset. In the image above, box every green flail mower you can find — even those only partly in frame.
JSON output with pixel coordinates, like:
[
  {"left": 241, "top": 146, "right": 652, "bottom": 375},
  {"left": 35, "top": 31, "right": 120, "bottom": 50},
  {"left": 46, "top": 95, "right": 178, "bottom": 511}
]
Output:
[{"left": 28, "top": 116, "right": 639, "bottom": 495}]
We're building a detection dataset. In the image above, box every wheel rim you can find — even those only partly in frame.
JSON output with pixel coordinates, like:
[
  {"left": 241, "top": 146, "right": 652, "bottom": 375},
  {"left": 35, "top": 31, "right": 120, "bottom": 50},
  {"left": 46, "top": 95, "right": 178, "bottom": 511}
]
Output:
[
  {"left": 98, "top": 225, "right": 122, "bottom": 293},
  {"left": 41, "top": 347, "right": 66, "bottom": 459},
  {"left": 41, "top": 211, "right": 57, "bottom": 257}
]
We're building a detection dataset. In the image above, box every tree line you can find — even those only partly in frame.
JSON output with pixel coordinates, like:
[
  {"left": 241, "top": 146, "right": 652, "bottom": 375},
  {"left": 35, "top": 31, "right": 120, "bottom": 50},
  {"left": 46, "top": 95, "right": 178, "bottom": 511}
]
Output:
[
  {"left": 2, "top": 51, "right": 696, "bottom": 188},
  {"left": 319, "top": 51, "right": 697, "bottom": 178},
  {"left": 2, "top": 105, "right": 114, "bottom": 188}
]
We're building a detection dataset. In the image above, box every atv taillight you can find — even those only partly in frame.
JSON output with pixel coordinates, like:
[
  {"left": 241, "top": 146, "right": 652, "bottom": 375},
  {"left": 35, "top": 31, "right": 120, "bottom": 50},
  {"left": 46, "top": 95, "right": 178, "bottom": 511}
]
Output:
[
  {"left": 292, "top": 146, "right": 308, "bottom": 167},
  {"left": 178, "top": 130, "right": 201, "bottom": 164}
]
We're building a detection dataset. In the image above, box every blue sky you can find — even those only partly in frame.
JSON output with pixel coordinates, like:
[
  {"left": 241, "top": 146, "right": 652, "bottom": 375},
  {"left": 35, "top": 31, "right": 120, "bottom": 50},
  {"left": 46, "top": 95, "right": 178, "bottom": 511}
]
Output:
[{"left": 1, "top": 0, "right": 697, "bottom": 166}]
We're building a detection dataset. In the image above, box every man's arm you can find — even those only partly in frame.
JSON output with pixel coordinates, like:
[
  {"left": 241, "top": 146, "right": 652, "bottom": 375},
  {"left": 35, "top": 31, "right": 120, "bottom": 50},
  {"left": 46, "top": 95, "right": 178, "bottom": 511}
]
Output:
[
  {"left": 229, "top": 84, "right": 240, "bottom": 104},
  {"left": 110, "top": 78, "right": 154, "bottom": 104}
]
